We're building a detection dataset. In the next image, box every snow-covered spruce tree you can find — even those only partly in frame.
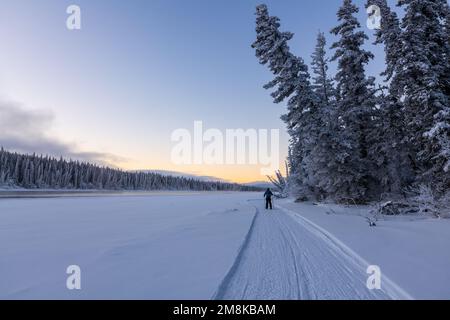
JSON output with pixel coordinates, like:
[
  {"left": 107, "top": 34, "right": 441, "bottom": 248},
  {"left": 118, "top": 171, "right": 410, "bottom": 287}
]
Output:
[
  {"left": 251, "top": 4, "right": 319, "bottom": 199},
  {"left": 251, "top": 4, "right": 300, "bottom": 108},
  {"left": 397, "top": 0, "right": 450, "bottom": 194},
  {"left": 437, "top": 3, "right": 450, "bottom": 179},
  {"left": 365, "top": 0, "right": 415, "bottom": 196},
  {"left": 438, "top": 2, "right": 450, "bottom": 101},
  {"left": 303, "top": 32, "right": 340, "bottom": 200},
  {"left": 330, "top": 0, "right": 379, "bottom": 203},
  {"left": 285, "top": 69, "right": 324, "bottom": 199},
  {"left": 434, "top": 2, "right": 450, "bottom": 177},
  {"left": 310, "top": 32, "right": 335, "bottom": 106},
  {"left": 366, "top": 0, "right": 402, "bottom": 92}
]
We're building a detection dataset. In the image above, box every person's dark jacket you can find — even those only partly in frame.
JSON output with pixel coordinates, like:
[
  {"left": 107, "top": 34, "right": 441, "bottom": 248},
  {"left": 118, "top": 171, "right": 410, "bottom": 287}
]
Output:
[{"left": 264, "top": 189, "right": 273, "bottom": 199}]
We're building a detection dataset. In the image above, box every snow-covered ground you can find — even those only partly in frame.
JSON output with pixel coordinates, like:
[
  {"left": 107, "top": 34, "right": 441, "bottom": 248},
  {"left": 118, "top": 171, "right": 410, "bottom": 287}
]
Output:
[
  {"left": 278, "top": 200, "right": 450, "bottom": 300},
  {"left": 0, "top": 192, "right": 449, "bottom": 300},
  {"left": 0, "top": 192, "right": 257, "bottom": 299}
]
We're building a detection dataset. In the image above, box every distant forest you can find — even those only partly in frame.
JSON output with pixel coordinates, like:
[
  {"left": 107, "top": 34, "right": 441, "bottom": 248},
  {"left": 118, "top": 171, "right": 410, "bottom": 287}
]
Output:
[{"left": 0, "top": 148, "right": 259, "bottom": 192}]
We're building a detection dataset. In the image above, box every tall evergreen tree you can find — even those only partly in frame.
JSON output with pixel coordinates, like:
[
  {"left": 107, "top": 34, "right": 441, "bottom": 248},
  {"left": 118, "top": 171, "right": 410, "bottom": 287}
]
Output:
[
  {"left": 366, "top": 0, "right": 414, "bottom": 195},
  {"left": 252, "top": 4, "right": 318, "bottom": 199},
  {"left": 311, "top": 32, "right": 335, "bottom": 105},
  {"left": 330, "top": 0, "right": 379, "bottom": 203},
  {"left": 304, "top": 32, "right": 339, "bottom": 199},
  {"left": 251, "top": 4, "right": 300, "bottom": 110},
  {"left": 397, "top": 0, "right": 450, "bottom": 193},
  {"left": 439, "top": 3, "right": 450, "bottom": 176},
  {"left": 367, "top": 0, "right": 402, "bottom": 94}
]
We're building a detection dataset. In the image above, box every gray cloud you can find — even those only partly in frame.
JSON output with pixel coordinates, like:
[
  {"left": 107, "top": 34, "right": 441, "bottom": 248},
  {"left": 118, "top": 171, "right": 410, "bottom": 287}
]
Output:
[{"left": 0, "top": 100, "right": 127, "bottom": 166}]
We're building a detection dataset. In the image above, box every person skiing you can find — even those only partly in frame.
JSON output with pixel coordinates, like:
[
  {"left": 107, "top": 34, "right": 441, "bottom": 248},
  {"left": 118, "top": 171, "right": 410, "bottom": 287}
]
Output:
[{"left": 264, "top": 188, "right": 273, "bottom": 210}]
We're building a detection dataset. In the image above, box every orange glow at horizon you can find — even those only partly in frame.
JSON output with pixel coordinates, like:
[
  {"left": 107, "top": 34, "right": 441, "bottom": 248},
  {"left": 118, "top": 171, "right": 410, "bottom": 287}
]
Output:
[{"left": 117, "top": 160, "right": 286, "bottom": 184}]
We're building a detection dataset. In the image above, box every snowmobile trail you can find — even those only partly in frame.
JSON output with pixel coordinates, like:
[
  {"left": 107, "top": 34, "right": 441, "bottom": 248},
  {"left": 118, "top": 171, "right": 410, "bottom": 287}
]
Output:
[{"left": 214, "top": 201, "right": 410, "bottom": 300}]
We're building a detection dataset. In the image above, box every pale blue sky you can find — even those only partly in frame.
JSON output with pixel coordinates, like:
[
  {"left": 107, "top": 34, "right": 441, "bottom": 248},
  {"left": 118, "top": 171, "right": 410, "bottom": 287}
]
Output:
[{"left": 0, "top": 0, "right": 401, "bottom": 182}]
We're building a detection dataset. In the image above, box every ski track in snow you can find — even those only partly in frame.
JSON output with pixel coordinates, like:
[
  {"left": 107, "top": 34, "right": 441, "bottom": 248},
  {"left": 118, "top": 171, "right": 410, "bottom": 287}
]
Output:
[{"left": 214, "top": 200, "right": 412, "bottom": 300}]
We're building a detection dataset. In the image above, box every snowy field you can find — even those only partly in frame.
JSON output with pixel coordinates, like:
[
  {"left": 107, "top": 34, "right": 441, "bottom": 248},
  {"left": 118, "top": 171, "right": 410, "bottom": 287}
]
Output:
[
  {"left": 0, "top": 192, "right": 257, "bottom": 299},
  {"left": 0, "top": 192, "right": 449, "bottom": 300}
]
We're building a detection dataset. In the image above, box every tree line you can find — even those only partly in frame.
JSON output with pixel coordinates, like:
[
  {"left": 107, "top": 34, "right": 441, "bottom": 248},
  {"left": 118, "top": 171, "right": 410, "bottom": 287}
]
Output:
[
  {"left": 253, "top": 0, "right": 450, "bottom": 203},
  {"left": 0, "top": 148, "right": 259, "bottom": 192}
]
